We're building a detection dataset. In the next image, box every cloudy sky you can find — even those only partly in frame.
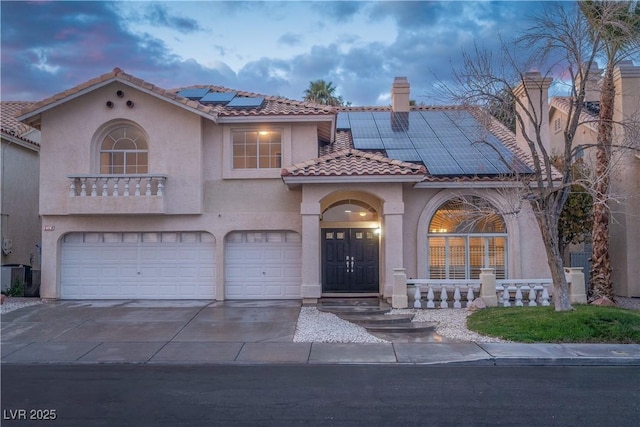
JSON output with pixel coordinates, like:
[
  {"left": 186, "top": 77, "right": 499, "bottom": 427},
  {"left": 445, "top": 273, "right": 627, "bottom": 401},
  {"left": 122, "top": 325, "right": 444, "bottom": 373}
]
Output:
[{"left": 2, "top": 1, "right": 553, "bottom": 106}]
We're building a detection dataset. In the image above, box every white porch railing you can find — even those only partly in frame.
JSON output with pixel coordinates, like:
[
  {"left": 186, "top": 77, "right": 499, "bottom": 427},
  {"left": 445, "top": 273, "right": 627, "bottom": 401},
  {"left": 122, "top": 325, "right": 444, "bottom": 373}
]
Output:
[
  {"left": 68, "top": 174, "right": 167, "bottom": 197},
  {"left": 392, "top": 268, "right": 585, "bottom": 310},
  {"left": 407, "top": 279, "right": 480, "bottom": 309},
  {"left": 495, "top": 279, "right": 551, "bottom": 307}
]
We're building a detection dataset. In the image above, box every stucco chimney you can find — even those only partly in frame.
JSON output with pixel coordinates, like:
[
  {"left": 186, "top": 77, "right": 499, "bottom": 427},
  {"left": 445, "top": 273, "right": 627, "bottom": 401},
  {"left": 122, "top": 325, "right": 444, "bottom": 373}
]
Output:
[
  {"left": 513, "top": 71, "right": 553, "bottom": 155},
  {"left": 576, "top": 62, "right": 602, "bottom": 103},
  {"left": 613, "top": 60, "right": 640, "bottom": 123},
  {"left": 392, "top": 77, "right": 410, "bottom": 112}
]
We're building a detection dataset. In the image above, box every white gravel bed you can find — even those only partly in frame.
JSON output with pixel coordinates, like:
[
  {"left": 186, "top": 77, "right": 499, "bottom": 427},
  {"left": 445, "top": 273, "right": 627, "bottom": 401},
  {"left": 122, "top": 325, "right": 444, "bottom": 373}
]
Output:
[
  {"left": 1, "top": 297, "right": 44, "bottom": 314},
  {"left": 293, "top": 307, "right": 388, "bottom": 343},
  {"left": 389, "top": 308, "right": 510, "bottom": 343}
]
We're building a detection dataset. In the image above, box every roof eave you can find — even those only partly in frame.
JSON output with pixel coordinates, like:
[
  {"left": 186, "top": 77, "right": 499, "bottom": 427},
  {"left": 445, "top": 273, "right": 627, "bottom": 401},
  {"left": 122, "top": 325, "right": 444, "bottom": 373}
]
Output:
[
  {"left": 1, "top": 130, "right": 40, "bottom": 152},
  {"left": 217, "top": 115, "right": 335, "bottom": 124},
  {"left": 17, "top": 77, "right": 220, "bottom": 127},
  {"left": 282, "top": 174, "right": 424, "bottom": 185}
]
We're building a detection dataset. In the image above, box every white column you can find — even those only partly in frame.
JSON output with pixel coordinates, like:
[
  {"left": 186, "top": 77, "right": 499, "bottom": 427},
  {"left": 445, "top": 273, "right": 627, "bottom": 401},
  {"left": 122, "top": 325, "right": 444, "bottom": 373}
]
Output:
[
  {"left": 479, "top": 267, "right": 498, "bottom": 307},
  {"left": 565, "top": 267, "right": 587, "bottom": 304},
  {"left": 300, "top": 202, "right": 321, "bottom": 304},
  {"left": 392, "top": 268, "right": 408, "bottom": 309},
  {"left": 382, "top": 201, "right": 404, "bottom": 301}
]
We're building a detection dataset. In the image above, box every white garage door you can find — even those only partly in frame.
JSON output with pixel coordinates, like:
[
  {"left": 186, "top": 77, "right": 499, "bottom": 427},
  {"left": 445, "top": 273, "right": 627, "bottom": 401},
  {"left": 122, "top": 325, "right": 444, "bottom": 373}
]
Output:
[
  {"left": 61, "top": 232, "right": 216, "bottom": 299},
  {"left": 225, "top": 231, "right": 302, "bottom": 299}
]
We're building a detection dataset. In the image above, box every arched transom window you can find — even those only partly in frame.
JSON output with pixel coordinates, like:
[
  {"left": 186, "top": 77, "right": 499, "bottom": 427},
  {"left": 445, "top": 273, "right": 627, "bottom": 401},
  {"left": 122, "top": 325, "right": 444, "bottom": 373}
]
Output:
[
  {"left": 100, "top": 125, "right": 148, "bottom": 174},
  {"left": 428, "top": 197, "right": 507, "bottom": 279}
]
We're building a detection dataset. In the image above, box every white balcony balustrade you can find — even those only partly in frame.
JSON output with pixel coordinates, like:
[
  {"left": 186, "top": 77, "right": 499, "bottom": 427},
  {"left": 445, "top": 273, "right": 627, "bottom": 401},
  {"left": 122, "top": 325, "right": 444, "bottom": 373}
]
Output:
[{"left": 67, "top": 174, "right": 167, "bottom": 215}]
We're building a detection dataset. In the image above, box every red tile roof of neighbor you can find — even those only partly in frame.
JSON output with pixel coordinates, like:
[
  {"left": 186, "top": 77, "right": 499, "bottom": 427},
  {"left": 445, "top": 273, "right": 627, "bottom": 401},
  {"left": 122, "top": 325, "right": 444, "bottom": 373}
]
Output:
[
  {"left": 550, "top": 97, "right": 600, "bottom": 132},
  {"left": 1, "top": 101, "right": 39, "bottom": 147}
]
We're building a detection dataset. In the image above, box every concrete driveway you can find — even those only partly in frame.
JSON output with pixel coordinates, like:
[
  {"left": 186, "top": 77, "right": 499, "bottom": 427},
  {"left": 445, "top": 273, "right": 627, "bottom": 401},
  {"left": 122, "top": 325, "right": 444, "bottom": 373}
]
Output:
[
  {"left": 1, "top": 299, "right": 309, "bottom": 364},
  {"left": 2, "top": 299, "right": 639, "bottom": 366}
]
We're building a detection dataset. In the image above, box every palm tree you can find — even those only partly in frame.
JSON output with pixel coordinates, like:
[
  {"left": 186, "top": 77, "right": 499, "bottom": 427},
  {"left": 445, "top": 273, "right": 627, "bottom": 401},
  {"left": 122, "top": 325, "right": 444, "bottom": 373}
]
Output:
[
  {"left": 579, "top": 1, "right": 640, "bottom": 302},
  {"left": 303, "top": 80, "right": 344, "bottom": 106}
]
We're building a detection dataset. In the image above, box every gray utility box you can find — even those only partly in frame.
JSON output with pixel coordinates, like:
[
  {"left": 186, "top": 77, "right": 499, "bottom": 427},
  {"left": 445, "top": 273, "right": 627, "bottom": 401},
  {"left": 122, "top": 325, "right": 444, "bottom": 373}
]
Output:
[{"left": 1, "top": 265, "right": 31, "bottom": 294}]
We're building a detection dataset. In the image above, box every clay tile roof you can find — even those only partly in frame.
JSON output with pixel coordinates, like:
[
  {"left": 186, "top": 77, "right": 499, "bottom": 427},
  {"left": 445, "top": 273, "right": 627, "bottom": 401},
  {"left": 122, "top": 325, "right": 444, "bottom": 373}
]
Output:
[
  {"left": 550, "top": 97, "right": 599, "bottom": 132},
  {"left": 16, "top": 68, "right": 221, "bottom": 126},
  {"left": 17, "top": 68, "right": 336, "bottom": 129},
  {"left": 1, "top": 101, "right": 39, "bottom": 146},
  {"left": 282, "top": 148, "right": 426, "bottom": 177},
  {"left": 168, "top": 84, "right": 336, "bottom": 117}
]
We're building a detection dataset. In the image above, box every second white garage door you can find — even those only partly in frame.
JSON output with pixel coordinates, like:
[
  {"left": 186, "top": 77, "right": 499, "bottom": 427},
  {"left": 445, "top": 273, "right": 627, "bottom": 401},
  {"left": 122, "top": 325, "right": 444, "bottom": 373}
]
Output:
[
  {"left": 61, "top": 232, "right": 216, "bottom": 299},
  {"left": 225, "top": 231, "right": 302, "bottom": 299}
]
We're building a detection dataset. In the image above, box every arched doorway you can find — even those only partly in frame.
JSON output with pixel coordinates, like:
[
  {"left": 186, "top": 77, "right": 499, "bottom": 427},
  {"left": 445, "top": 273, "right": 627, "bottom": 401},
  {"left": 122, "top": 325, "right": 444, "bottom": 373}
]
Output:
[
  {"left": 427, "top": 197, "right": 507, "bottom": 279},
  {"left": 321, "top": 200, "right": 380, "bottom": 293}
]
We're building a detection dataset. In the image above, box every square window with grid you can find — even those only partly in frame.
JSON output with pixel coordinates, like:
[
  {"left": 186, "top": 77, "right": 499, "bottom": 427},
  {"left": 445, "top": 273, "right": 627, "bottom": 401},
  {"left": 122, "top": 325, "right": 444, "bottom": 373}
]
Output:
[{"left": 233, "top": 130, "right": 282, "bottom": 169}]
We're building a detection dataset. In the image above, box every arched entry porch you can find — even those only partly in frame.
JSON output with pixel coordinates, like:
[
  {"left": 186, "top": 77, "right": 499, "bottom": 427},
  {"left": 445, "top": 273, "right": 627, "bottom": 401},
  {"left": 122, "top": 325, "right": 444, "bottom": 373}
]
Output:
[{"left": 320, "top": 198, "right": 381, "bottom": 293}]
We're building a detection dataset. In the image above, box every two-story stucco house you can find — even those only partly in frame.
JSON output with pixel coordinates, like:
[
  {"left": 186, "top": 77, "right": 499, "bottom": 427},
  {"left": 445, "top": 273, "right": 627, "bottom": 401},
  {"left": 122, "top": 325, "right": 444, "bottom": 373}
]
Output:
[
  {"left": 1, "top": 101, "right": 41, "bottom": 291},
  {"left": 17, "top": 68, "right": 552, "bottom": 302},
  {"left": 549, "top": 61, "right": 640, "bottom": 298}
]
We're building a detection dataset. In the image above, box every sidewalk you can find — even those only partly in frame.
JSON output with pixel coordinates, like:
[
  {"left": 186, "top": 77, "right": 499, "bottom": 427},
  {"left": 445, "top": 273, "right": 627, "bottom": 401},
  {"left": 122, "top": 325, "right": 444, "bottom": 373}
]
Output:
[{"left": 2, "top": 299, "right": 639, "bottom": 366}]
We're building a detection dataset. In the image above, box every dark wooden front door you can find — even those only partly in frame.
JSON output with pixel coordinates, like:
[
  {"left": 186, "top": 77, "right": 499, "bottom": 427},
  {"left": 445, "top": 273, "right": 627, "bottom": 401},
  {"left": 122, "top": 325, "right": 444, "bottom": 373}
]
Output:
[{"left": 322, "top": 228, "right": 379, "bottom": 293}]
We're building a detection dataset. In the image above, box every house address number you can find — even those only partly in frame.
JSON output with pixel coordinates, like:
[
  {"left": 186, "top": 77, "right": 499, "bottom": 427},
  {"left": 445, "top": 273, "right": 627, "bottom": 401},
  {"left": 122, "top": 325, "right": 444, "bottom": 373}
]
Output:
[{"left": 44, "top": 226, "right": 55, "bottom": 231}]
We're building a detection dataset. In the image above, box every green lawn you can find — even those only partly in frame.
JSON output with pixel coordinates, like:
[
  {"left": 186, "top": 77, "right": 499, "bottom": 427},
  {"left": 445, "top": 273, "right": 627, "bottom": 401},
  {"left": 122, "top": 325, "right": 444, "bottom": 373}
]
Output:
[{"left": 467, "top": 305, "right": 640, "bottom": 343}]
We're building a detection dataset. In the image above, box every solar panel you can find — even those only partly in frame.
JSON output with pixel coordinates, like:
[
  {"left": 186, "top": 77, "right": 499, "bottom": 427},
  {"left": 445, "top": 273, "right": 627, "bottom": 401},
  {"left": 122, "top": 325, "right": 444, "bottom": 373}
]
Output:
[
  {"left": 352, "top": 137, "right": 386, "bottom": 150},
  {"left": 200, "top": 92, "right": 237, "bottom": 104},
  {"left": 381, "top": 137, "right": 414, "bottom": 149},
  {"left": 336, "top": 113, "right": 351, "bottom": 130},
  {"left": 226, "top": 97, "right": 265, "bottom": 108},
  {"left": 176, "top": 88, "right": 210, "bottom": 99},
  {"left": 338, "top": 109, "right": 530, "bottom": 176}
]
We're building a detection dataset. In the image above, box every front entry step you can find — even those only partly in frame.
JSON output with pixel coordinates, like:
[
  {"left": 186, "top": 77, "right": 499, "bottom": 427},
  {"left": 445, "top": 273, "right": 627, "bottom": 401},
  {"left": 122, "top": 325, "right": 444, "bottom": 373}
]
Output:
[{"left": 317, "top": 298, "right": 438, "bottom": 337}]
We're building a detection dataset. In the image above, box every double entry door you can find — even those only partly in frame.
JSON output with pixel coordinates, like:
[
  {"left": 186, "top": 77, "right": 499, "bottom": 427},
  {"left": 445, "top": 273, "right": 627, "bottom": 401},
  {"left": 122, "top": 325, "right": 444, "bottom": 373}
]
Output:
[{"left": 322, "top": 228, "right": 379, "bottom": 293}]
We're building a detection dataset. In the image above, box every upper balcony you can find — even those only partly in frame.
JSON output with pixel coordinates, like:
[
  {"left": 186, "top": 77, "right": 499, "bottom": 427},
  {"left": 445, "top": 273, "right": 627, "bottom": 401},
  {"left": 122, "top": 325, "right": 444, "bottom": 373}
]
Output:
[{"left": 67, "top": 174, "right": 167, "bottom": 215}]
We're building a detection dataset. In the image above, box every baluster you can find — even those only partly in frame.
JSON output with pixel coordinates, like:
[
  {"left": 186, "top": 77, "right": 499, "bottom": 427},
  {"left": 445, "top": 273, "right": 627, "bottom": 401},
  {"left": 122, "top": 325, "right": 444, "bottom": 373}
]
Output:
[
  {"left": 502, "top": 286, "right": 511, "bottom": 307},
  {"left": 453, "top": 286, "right": 462, "bottom": 309},
  {"left": 467, "top": 286, "right": 475, "bottom": 307},
  {"left": 413, "top": 286, "right": 422, "bottom": 309},
  {"left": 426, "top": 286, "right": 435, "bottom": 309},
  {"left": 146, "top": 177, "right": 152, "bottom": 196},
  {"left": 79, "top": 178, "right": 87, "bottom": 197},
  {"left": 541, "top": 285, "right": 550, "bottom": 306},
  {"left": 157, "top": 178, "right": 165, "bottom": 196},
  {"left": 91, "top": 178, "right": 98, "bottom": 197},
  {"left": 69, "top": 180, "right": 77, "bottom": 197},
  {"left": 113, "top": 178, "right": 120, "bottom": 196},
  {"left": 123, "top": 178, "right": 130, "bottom": 196},
  {"left": 440, "top": 287, "right": 448, "bottom": 308},
  {"left": 101, "top": 178, "right": 109, "bottom": 196},
  {"left": 515, "top": 286, "right": 524, "bottom": 306},
  {"left": 134, "top": 177, "right": 141, "bottom": 196},
  {"left": 528, "top": 287, "right": 538, "bottom": 306}
]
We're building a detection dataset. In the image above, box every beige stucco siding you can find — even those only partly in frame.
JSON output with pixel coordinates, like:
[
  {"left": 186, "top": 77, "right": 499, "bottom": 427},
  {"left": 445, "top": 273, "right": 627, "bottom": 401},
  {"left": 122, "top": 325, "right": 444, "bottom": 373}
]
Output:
[
  {"left": 1, "top": 139, "right": 40, "bottom": 267},
  {"left": 39, "top": 82, "right": 204, "bottom": 216}
]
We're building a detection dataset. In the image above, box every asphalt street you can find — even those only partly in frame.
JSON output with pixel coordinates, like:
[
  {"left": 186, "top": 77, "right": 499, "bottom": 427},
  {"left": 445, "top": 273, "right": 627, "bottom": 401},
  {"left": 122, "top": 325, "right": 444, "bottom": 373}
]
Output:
[{"left": 2, "top": 364, "right": 638, "bottom": 426}]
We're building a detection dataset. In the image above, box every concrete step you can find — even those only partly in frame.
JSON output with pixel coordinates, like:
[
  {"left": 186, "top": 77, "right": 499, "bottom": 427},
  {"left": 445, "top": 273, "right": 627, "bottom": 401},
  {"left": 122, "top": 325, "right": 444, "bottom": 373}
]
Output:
[
  {"left": 359, "top": 322, "right": 437, "bottom": 333},
  {"left": 318, "top": 306, "right": 391, "bottom": 316},
  {"left": 337, "top": 313, "right": 414, "bottom": 325},
  {"left": 318, "top": 298, "right": 386, "bottom": 308}
]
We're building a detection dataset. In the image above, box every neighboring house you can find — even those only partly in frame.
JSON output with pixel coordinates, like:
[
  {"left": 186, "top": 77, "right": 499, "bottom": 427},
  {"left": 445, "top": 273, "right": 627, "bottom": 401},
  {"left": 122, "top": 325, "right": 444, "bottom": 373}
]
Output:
[
  {"left": 549, "top": 61, "right": 640, "bottom": 298},
  {"left": 18, "top": 68, "right": 552, "bottom": 302},
  {"left": 1, "top": 101, "right": 41, "bottom": 289}
]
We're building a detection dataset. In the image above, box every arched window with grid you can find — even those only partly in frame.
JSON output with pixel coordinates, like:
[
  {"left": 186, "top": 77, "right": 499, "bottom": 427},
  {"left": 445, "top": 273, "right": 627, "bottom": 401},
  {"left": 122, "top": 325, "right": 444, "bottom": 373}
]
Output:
[
  {"left": 100, "top": 125, "right": 148, "bottom": 174},
  {"left": 427, "top": 197, "right": 507, "bottom": 280}
]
